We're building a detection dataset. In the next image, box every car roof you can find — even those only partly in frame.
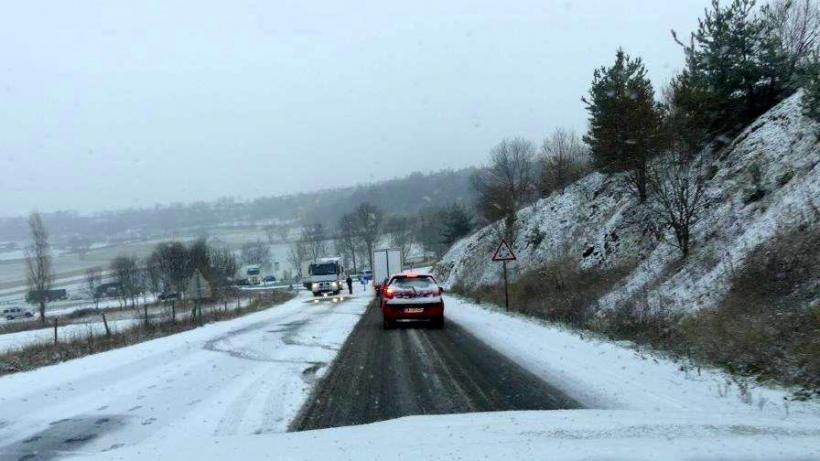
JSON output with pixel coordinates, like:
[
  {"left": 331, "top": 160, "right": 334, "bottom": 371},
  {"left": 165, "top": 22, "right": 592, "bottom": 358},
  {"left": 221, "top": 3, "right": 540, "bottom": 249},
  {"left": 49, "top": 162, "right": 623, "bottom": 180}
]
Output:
[{"left": 389, "top": 273, "right": 435, "bottom": 281}]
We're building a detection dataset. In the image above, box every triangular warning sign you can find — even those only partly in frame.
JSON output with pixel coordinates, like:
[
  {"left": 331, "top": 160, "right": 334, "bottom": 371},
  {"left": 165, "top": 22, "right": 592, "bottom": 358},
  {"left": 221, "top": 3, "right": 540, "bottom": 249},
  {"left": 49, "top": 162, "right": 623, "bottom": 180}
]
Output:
[
  {"left": 492, "top": 239, "right": 517, "bottom": 261},
  {"left": 186, "top": 269, "right": 211, "bottom": 300}
]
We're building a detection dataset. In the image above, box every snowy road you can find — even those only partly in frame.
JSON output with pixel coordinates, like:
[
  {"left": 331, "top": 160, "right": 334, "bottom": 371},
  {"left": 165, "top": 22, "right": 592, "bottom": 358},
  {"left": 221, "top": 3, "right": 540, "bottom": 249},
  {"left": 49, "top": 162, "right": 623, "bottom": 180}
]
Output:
[
  {"left": 1, "top": 288, "right": 819, "bottom": 460},
  {"left": 0, "top": 291, "right": 371, "bottom": 461},
  {"left": 293, "top": 301, "right": 579, "bottom": 430}
]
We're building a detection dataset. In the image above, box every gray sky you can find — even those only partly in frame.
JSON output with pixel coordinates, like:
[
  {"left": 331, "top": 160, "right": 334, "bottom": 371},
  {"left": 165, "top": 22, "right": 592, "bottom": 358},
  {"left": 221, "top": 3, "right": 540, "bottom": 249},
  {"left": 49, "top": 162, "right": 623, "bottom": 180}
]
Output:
[{"left": 0, "top": 0, "right": 705, "bottom": 216}]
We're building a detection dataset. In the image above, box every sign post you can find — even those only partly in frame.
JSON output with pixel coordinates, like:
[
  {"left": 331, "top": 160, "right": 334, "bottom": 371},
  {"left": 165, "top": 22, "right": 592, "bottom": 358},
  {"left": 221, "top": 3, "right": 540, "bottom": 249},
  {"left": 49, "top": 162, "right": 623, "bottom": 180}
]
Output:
[{"left": 491, "top": 239, "right": 516, "bottom": 310}]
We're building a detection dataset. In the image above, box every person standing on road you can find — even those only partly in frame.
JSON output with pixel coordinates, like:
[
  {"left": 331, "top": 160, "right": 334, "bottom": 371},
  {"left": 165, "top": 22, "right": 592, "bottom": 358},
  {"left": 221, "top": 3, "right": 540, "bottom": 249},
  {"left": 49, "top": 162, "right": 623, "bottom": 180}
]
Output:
[{"left": 346, "top": 275, "right": 353, "bottom": 294}]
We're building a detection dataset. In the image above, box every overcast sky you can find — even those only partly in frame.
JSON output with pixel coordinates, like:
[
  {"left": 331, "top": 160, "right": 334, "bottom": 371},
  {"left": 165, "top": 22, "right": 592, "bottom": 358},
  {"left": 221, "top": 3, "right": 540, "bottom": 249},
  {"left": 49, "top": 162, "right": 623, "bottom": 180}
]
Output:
[{"left": 0, "top": 0, "right": 707, "bottom": 216}]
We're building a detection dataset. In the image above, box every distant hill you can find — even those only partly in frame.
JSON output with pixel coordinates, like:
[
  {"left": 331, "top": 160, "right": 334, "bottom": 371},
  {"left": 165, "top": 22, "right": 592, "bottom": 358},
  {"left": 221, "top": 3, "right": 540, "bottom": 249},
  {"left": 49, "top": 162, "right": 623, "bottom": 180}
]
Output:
[{"left": 0, "top": 168, "right": 478, "bottom": 244}]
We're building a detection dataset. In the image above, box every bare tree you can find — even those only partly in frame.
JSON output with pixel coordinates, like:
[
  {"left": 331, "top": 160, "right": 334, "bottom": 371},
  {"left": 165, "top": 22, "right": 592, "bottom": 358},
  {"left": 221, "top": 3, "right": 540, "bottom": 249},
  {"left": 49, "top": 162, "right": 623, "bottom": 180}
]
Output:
[
  {"left": 386, "top": 215, "right": 415, "bottom": 264},
  {"left": 288, "top": 239, "right": 308, "bottom": 281},
  {"left": 472, "top": 137, "right": 538, "bottom": 242},
  {"left": 538, "top": 128, "right": 591, "bottom": 195},
  {"left": 263, "top": 225, "right": 277, "bottom": 245},
  {"left": 352, "top": 202, "right": 384, "bottom": 271},
  {"left": 209, "top": 245, "right": 238, "bottom": 310},
  {"left": 301, "top": 223, "right": 327, "bottom": 262},
  {"left": 240, "top": 240, "right": 272, "bottom": 270},
  {"left": 151, "top": 241, "right": 190, "bottom": 321},
  {"left": 144, "top": 253, "right": 164, "bottom": 303},
  {"left": 647, "top": 155, "right": 708, "bottom": 258},
  {"left": 84, "top": 266, "right": 103, "bottom": 309},
  {"left": 188, "top": 237, "right": 212, "bottom": 278},
  {"left": 24, "top": 212, "right": 53, "bottom": 324},
  {"left": 765, "top": 0, "right": 820, "bottom": 71},
  {"left": 110, "top": 256, "right": 142, "bottom": 308},
  {"left": 337, "top": 213, "right": 359, "bottom": 273},
  {"left": 276, "top": 225, "right": 290, "bottom": 242}
]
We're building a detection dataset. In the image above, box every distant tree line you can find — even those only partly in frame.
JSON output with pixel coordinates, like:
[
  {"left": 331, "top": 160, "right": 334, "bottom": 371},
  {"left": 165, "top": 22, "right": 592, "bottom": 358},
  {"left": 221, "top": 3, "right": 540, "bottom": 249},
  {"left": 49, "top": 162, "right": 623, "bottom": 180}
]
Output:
[
  {"left": 286, "top": 200, "right": 476, "bottom": 278},
  {"left": 87, "top": 238, "right": 239, "bottom": 322},
  {"left": 0, "top": 168, "right": 477, "bottom": 245}
]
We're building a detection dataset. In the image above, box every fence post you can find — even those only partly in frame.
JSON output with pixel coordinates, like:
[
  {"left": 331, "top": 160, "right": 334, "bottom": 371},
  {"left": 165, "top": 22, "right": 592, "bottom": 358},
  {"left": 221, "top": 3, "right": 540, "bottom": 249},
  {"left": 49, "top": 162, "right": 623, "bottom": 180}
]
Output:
[
  {"left": 144, "top": 303, "right": 149, "bottom": 327},
  {"left": 53, "top": 317, "right": 58, "bottom": 344},
  {"left": 101, "top": 312, "right": 111, "bottom": 337}
]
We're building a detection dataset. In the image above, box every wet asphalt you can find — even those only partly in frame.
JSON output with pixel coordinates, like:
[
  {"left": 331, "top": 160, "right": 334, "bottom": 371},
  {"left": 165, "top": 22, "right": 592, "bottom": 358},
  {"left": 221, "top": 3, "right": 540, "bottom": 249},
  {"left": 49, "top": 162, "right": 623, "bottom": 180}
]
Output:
[{"left": 291, "top": 301, "right": 580, "bottom": 431}]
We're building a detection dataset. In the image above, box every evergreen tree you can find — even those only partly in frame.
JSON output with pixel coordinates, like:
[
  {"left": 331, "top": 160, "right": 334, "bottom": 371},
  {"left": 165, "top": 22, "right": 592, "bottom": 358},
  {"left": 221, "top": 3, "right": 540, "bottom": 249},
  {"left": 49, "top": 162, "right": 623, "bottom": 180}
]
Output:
[
  {"left": 583, "top": 48, "right": 662, "bottom": 202},
  {"left": 802, "top": 54, "right": 820, "bottom": 121},
  {"left": 673, "top": 0, "right": 793, "bottom": 141},
  {"left": 441, "top": 203, "right": 474, "bottom": 246}
]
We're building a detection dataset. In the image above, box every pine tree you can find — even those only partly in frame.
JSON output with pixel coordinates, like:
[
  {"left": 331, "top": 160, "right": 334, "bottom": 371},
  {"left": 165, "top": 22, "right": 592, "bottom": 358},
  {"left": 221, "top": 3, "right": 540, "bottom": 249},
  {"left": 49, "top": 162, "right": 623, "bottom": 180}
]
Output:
[
  {"left": 441, "top": 203, "right": 474, "bottom": 246},
  {"left": 674, "top": 0, "right": 793, "bottom": 141},
  {"left": 802, "top": 54, "right": 820, "bottom": 122},
  {"left": 583, "top": 48, "right": 662, "bottom": 202}
]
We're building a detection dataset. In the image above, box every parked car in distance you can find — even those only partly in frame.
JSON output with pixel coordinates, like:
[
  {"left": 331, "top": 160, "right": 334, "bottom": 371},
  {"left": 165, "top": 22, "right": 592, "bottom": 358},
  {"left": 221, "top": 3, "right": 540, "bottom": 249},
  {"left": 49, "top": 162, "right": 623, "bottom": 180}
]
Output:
[
  {"left": 380, "top": 273, "right": 444, "bottom": 329},
  {"left": 158, "top": 292, "right": 179, "bottom": 301},
  {"left": 263, "top": 275, "right": 277, "bottom": 284},
  {"left": 25, "top": 288, "right": 68, "bottom": 303},
  {"left": 3, "top": 307, "right": 33, "bottom": 321}
]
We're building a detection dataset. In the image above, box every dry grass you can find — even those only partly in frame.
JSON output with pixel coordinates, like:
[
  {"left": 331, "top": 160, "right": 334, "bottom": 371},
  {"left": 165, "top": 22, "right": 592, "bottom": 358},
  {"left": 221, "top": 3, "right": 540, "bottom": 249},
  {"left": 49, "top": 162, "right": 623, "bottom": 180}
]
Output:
[
  {"left": 452, "top": 257, "right": 635, "bottom": 329},
  {"left": 0, "top": 291, "right": 295, "bottom": 376},
  {"left": 681, "top": 227, "right": 820, "bottom": 394},
  {"left": 453, "top": 226, "right": 820, "bottom": 396}
]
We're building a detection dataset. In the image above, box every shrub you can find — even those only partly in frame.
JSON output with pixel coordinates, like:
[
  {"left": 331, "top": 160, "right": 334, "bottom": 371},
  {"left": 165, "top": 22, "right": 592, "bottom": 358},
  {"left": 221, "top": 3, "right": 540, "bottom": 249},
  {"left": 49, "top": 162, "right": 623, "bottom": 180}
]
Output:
[
  {"left": 452, "top": 224, "right": 820, "bottom": 395},
  {"left": 682, "top": 227, "right": 820, "bottom": 392},
  {"left": 453, "top": 257, "right": 635, "bottom": 329}
]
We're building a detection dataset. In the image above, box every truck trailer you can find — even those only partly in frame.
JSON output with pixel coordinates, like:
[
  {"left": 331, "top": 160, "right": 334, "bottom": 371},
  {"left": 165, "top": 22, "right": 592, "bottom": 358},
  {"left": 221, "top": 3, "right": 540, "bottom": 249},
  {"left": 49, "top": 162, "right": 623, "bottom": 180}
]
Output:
[{"left": 372, "top": 248, "right": 402, "bottom": 296}]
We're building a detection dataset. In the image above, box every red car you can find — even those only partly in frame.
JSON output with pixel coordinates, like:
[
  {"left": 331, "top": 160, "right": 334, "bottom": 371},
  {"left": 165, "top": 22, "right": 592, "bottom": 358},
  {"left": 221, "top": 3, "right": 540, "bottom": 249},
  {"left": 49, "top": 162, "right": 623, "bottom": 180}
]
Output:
[{"left": 380, "top": 273, "right": 445, "bottom": 329}]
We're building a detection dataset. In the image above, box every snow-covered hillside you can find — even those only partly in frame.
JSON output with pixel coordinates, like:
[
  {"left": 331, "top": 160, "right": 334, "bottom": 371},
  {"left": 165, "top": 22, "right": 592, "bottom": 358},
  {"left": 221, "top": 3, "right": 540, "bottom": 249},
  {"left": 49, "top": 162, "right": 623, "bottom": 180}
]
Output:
[{"left": 436, "top": 91, "right": 819, "bottom": 314}]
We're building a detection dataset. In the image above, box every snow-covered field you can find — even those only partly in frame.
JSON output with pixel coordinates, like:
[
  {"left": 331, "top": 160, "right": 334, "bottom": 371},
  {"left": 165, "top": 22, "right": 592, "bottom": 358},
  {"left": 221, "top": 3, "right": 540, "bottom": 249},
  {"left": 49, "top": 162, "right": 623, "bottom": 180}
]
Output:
[
  {"left": 57, "top": 294, "right": 820, "bottom": 461},
  {"left": 0, "top": 290, "right": 371, "bottom": 459},
  {"left": 0, "top": 296, "right": 259, "bottom": 353},
  {"left": 0, "top": 318, "right": 140, "bottom": 353}
]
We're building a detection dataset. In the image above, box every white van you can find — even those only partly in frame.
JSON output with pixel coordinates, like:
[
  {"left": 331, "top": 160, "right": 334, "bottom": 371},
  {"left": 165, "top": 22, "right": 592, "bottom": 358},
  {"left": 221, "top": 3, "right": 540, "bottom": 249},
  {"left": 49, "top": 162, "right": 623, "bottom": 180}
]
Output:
[{"left": 2, "top": 307, "right": 33, "bottom": 321}]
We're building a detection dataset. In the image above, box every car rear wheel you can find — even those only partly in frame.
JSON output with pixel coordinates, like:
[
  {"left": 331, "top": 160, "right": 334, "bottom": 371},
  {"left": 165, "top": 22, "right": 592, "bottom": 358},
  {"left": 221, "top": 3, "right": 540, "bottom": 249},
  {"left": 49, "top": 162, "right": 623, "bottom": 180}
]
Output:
[
  {"left": 430, "top": 316, "right": 444, "bottom": 329},
  {"left": 383, "top": 318, "right": 394, "bottom": 330}
]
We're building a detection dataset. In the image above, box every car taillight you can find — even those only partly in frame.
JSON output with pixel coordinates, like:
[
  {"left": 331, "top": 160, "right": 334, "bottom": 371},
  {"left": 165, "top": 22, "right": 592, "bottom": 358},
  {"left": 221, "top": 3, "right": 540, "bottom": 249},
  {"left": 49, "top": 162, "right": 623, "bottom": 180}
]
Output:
[{"left": 384, "top": 287, "right": 395, "bottom": 299}]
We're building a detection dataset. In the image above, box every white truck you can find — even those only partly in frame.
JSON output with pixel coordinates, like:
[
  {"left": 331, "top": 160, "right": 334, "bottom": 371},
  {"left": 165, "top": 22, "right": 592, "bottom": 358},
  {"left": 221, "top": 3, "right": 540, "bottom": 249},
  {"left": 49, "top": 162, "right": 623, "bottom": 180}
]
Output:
[
  {"left": 304, "top": 257, "right": 345, "bottom": 296},
  {"left": 372, "top": 248, "right": 402, "bottom": 296},
  {"left": 245, "top": 265, "right": 262, "bottom": 285}
]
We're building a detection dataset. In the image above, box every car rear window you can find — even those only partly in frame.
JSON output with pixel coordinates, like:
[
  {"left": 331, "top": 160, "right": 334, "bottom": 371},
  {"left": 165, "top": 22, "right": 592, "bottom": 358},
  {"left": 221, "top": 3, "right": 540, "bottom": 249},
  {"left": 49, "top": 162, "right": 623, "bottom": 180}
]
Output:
[{"left": 389, "top": 277, "right": 437, "bottom": 290}]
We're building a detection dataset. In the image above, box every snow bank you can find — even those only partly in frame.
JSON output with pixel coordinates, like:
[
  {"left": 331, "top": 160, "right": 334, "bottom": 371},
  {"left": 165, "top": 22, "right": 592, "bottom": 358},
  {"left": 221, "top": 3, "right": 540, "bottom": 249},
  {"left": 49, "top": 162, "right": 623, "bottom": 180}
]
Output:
[
  {"left": 0, "top": 318, "right": 140, "bottom": 353},
  {"left": 436, "top": 91, "right": 820, "bottom": 314},
  {"left": 68, "top": 409, "right": 820, "bottom": 461},
  {"left": 444, "top": 296, "right": 820, "bottom": 419},
  {"left": 0, "top": 291, "right": 372, "bottom": 455}
]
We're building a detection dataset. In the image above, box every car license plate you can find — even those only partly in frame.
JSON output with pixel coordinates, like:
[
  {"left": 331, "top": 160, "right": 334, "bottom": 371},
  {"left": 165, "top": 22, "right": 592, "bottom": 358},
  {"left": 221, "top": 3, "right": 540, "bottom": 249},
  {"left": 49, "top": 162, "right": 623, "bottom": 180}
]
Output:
[{"left": 404, "top": 307, "right": 424, "bottom": 313}]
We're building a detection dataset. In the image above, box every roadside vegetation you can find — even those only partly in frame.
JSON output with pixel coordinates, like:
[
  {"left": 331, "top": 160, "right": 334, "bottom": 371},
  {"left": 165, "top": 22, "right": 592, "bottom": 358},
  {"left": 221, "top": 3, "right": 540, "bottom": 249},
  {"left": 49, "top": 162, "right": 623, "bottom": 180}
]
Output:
[
  {"left": 0, "top": 291, "right": 294, "bottom": 376},
  {"left": 452, "top": 0, "right": 820, "bottom": 397},
  {"left": 453, "top": 206, "right": 820, "bottom": 397}
]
